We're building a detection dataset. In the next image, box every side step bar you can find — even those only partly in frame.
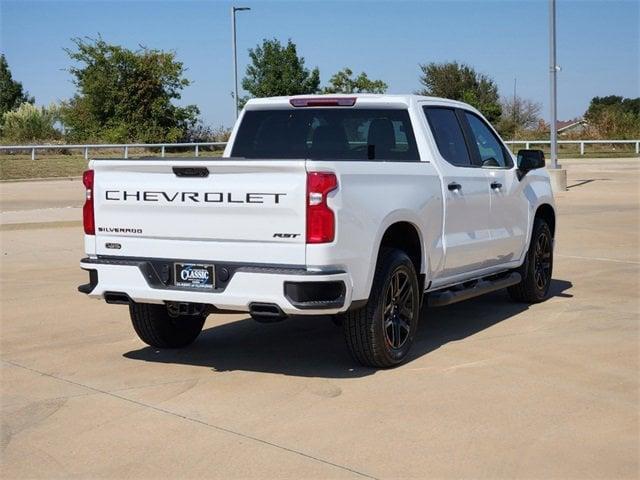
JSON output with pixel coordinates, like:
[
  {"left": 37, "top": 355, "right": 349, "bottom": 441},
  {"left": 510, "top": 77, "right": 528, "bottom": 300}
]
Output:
[{"left": 427, "top": 272, "right": 521, "bottom": 308}]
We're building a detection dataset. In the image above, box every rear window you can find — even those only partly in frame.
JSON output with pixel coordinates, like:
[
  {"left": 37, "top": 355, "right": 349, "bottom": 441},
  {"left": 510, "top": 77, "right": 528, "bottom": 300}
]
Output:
[{"left": 231, "top": 108, "right": 420, "bottom": 161}]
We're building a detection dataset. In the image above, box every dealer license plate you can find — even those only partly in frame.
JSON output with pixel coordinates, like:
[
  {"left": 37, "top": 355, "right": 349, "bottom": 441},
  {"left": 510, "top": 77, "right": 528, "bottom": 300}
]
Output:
[{"left": 174, "top": 263, "right": 215, "bottom": 289}]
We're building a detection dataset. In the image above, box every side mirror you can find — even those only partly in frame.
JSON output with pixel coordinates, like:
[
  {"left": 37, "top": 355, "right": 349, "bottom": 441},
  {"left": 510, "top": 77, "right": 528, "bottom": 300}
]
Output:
[{"left": 517, "top": 149, "right": 545, "bottom": 175}]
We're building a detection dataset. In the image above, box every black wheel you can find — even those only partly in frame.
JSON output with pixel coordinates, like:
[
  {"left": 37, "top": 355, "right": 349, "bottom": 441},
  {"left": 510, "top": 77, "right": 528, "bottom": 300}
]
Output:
[
  {"left": 508, "top": 218, "right": 553, "bottom": 303},
  {"left": 342, "top": 248, "right": 420, "bottom": 368},
  {"left": 129, "top": 303, "right": 206, "bottom": 348}
]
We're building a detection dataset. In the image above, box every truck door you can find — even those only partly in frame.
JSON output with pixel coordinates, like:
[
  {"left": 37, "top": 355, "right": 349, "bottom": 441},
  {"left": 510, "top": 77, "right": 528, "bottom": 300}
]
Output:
[
  {"left": 460, "top": 111, "right": 530, "bottom": 266},
  {"left": 423, "top": 106, "right": 493, "bottom": 279}
]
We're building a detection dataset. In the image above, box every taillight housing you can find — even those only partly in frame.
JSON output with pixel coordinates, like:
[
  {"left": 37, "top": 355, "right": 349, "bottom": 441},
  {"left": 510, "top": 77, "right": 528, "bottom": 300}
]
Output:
[
  {"left": 82, "top": 169, "right": 95, "bottom": 235},
  {"left": 306, "top": 172, "right": 337, "bottom": 244}
]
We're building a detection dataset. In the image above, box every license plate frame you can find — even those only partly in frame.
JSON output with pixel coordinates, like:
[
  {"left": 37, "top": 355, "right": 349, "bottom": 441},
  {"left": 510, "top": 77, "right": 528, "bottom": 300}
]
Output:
[{"left": 174, "top": 263, "right": 215, "bottom": 289}]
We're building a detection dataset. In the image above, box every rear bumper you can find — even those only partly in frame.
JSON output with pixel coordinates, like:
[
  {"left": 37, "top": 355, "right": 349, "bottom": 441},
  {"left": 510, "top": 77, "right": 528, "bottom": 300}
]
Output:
[{"left": 79, "top": 256, "right": 353, "bottom": 315}]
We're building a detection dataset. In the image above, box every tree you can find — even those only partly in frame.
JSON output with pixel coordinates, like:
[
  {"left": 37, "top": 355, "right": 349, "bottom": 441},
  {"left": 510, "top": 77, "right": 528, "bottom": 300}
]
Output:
[
  {"left": 242, "top": 39, "right": 320, "bottom": 102},
  {"left": 0, "top": 55, "right": 34, "bottom": 120},
  {"left": 496, "top": 96, "right": 542, "bottom": 138},
  {"left": 1, "top": 102, "right": 60, "bottom": 143},
  {"left": 584, "top": 95, "right": 640, "bottom": 139},
  {"left": 184, "top": 123, "right": 231, "bottom": 143},
  {"left": 61, "top": 37, "right": 199, "bottom": 143},
  {"left": 323, "top": 68, "right": 388, "bottom": 94},
  {"left": 417, "top": 61, "right": 501, "bottom": 122},
  {"left": 585, "top": 95, "right": 640, "bottom": 118}
]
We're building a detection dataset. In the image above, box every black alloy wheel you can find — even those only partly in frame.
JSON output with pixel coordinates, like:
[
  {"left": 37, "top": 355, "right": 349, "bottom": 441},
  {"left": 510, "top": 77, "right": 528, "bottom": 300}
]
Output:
[
  {"left": 533, "top": 230, "right": 552, "bottom": 291},
  {"left": 383, "top": 269, "right": 414, "bottom": 350}
]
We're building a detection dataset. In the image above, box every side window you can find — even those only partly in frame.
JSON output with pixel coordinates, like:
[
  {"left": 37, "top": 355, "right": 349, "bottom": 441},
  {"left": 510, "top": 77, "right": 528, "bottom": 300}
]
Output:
[
  {"left": 423, "top": 107, "right": 471, "bottom": 167},
  {"left": 464, "top": 112, "right": 512, "bottom": 168}
]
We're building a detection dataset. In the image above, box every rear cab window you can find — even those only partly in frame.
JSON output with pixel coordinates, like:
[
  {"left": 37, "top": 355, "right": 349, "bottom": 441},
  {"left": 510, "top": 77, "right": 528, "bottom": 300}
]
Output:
[{"left": 231, "top": 108, "right": 420, "bottom": 161}]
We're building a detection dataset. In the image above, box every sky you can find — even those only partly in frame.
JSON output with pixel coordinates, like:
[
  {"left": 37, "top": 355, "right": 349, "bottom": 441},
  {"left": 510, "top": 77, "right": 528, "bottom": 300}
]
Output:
[{"left": 1, "top": 0, "right": 638, "bottom": 128}]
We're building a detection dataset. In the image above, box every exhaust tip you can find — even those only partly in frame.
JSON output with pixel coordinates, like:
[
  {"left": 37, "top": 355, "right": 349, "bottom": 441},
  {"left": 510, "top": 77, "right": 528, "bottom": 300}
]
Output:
[
  {"left": 104, "top": 292, "right": 131, "bottom": 305},
  {"left": 248, "top": 302, "right": 287, "bottom": 323}
]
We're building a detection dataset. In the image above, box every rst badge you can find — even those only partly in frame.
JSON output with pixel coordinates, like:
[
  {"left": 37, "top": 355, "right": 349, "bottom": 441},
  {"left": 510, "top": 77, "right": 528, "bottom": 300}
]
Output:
[{"left": 174, "top": 263, "right": 215, "bottom": 289}]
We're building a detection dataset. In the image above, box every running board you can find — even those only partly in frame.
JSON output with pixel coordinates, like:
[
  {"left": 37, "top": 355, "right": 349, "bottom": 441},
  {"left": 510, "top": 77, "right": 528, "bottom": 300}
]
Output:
[{"left": 427, "top": 272, "right": 521, "bottom": 308}]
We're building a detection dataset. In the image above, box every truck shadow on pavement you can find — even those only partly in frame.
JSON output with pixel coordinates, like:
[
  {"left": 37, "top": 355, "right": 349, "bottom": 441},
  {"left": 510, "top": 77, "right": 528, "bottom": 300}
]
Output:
[{"left": 124, "top": 279, "right": 572, "bottom": 378}]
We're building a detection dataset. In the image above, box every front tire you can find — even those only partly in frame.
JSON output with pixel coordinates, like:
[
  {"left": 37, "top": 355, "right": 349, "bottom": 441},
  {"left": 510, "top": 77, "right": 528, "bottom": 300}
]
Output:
[
  {"left": 129, "top": 303, "right": 206, "bottom": 348},
  {"left": 508, "top": 218, "right": 554, "bottom": 303},
  {"left": 343, "top": 248, "right": 420, "bottom": 368}
]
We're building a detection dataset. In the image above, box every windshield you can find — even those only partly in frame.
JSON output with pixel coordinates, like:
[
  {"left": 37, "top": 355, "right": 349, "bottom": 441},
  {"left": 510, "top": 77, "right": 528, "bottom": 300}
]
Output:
[{"left": 231, "top": 108, "right": 420, "bottom": 161}]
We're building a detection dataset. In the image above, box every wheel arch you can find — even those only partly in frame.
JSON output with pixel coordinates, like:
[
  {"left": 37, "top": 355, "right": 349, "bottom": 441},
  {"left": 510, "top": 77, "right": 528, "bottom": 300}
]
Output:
[
  {"left": 377, "top": 220, "right": 426, "bottom": 296},
  {"left": 535, "top": 203, "right": 556, "bottom": 237}
]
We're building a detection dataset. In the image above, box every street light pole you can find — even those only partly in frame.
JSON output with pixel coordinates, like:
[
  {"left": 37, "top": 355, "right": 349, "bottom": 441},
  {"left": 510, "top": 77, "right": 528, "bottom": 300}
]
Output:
[
  {"left": 231, "top": 6, "right": 250, "bottom": 119},
  {"left": 546, "top": 0, "right": 567, "bottom": 191},
  {"left": 549, "top": 0, "right": 558, "bottom": 169},
  {"left": 513, "top": 77, "right": 517, "bottom": 140}
]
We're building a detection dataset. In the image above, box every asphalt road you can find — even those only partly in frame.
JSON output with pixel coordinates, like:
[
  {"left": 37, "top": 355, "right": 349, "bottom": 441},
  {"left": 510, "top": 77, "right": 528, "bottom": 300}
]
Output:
[{"left": 1, "top": 159, "right": 638, "bottom": 479}]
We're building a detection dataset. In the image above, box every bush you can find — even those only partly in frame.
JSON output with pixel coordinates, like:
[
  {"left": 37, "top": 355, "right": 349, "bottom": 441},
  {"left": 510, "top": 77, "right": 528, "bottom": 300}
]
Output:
[
  {"left": 584, "top": 96, "right": 640, "bottom": 139},
  {"left": 1, "top": 102, "right": 61, "bottom": 143},
  {"left": 184, "top": 123, "right": 231, "bottom": 143}
]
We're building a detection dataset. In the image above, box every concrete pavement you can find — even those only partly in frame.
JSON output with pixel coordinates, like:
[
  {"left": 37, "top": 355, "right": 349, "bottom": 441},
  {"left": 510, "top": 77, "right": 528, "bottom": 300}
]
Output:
[{"left": 1, "top": 159, "right": 638, "bottom": 479}]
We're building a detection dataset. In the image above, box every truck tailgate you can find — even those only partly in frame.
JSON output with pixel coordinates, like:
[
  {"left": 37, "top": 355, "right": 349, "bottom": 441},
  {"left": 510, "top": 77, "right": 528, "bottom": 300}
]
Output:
[{"left": 90, "top": 159, "right": 307, "bottom": 265}]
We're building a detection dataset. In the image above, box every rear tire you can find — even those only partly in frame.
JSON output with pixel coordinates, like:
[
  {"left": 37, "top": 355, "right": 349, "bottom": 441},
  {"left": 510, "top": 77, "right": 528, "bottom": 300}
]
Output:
[
  {"left": 129, "top": 303, "right": 205, "bottom": 348},
  {"left": 508, "top": 218, "right": 553, "bottom": 303},
  {"left": 342, "top": 248, "right": 420, "bottom": 368}
]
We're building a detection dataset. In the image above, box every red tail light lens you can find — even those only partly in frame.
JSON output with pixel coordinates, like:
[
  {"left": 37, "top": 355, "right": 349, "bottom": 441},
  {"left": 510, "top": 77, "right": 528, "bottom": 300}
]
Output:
[
  {"left": 82, "top": 169, "right": 95, "bottom": 235},
  {"left": 306, "top": 172, "right": 338, "bottom": 244}
]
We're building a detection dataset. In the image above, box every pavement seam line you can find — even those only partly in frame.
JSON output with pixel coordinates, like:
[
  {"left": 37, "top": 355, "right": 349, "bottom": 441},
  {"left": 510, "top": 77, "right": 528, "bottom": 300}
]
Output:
[
  {"left": 555, "top": 254, "right": 640, "bottom": 265},
  {"left": 1, "top": 358, "right": 379, "bottom": 480}
]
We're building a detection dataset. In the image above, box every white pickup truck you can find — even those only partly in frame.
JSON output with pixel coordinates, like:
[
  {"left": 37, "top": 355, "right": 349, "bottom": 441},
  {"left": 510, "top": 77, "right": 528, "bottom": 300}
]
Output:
[{"left": 79, "top": 94, "right": 555, "bottom": 368}]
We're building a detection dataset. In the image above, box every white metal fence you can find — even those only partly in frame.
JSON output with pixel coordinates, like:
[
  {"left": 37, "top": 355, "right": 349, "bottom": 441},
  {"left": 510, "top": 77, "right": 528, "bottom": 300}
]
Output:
[
  {"left": 0, "top": 142, "right": 227, "bottom": 160},
  {"left": 0, "top": 140, "right": 638, "bottom": 160},
  {"left": 504, "top": 139, "right": 640, "bottom": 156}
]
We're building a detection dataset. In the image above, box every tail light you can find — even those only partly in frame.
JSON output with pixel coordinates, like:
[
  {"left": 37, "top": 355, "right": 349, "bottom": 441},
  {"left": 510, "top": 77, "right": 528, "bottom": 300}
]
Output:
[
  {"left": 82, "top": 169, "right": 95, "bottom": 235},
  {"left": 306, "top": 172, "right": 338, "bottom": 244}
]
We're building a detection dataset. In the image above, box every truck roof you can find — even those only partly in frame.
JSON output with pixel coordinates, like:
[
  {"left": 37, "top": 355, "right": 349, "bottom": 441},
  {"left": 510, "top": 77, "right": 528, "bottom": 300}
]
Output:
[{"left": 244, "top": 94, "right": 477, "bottom": 112}]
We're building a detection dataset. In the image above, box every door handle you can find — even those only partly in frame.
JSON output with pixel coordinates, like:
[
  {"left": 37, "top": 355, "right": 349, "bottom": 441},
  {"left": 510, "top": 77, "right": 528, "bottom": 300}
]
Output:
[
  {"left": 490, "top": 182, "right": 502, "bottom": 190},
  {"left": 448, "top": 182, "right": 462, "bottom": 192}
]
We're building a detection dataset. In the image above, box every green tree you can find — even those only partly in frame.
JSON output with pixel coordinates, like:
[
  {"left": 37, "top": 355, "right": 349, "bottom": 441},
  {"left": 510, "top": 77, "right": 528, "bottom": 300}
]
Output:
[
  {"left": 586, "top": 95, "right": 640, "bottom": 118},
  {"left": 584, "top": 95, "right": 640, "bottom": 139},
  {"left": 1, "top": 102, "right": 60, "bottom": 143},
  {"left": 417, "top": 61, "right": 502, "bottom": 123},
  {"left": 242, "top": 39, "right": 320, "bottom": 102},
  {"left": 323, "top": 68, "right": 388, "bottom": 94},
  {"left": 61, "top": 37, "right": 199, "bottom": 143},
  {"left": 0, "top": 54, "right": 34, "bottom": 120}
]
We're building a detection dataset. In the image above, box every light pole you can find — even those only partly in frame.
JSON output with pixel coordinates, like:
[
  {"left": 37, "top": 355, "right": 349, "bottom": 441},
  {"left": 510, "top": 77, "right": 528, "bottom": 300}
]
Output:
[
  {"left": 513, "top": 77, "right": 517, "bottom": 140},
  {"left": 547, "top": 0, "right": 567, "bottom": 191},
  {"left": 232, "top": 6, "right": 251, "bottom": 119},
  {"left": 549, "top": 0, "right": 558, "bottom": 169}
]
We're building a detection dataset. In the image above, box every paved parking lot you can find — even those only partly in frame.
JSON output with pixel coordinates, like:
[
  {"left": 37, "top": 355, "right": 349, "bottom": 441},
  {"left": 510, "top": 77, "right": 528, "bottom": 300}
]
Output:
[{"left": 1, "top": 159, "right": 638, "bottom": 479}]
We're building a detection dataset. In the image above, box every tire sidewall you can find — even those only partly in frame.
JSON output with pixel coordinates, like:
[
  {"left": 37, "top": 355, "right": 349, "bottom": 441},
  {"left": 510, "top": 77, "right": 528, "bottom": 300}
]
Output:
[
  {"left": 129, "top": 303, "right": 206, "bottom": 348},
  {"left": 372, "top": 252, "right": 420, "bottom": 365},
  {"left": 526, "top": 220, "right": 553, "bottom": 301}
]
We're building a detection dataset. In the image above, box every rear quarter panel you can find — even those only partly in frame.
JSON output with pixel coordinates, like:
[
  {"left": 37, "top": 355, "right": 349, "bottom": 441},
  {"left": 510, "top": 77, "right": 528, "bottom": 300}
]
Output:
[{"left": 306, "top": 161, "right": 443, "bottom": 301}]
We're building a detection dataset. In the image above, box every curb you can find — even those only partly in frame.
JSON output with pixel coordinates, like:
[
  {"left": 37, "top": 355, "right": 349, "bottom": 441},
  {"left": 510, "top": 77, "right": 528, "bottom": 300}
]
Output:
[
  {"left": 0, "top": 176, "right": 82, "bottom": 183},
  {"left": 1, "top": 220, "right": 82, "bottom": 231}
]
